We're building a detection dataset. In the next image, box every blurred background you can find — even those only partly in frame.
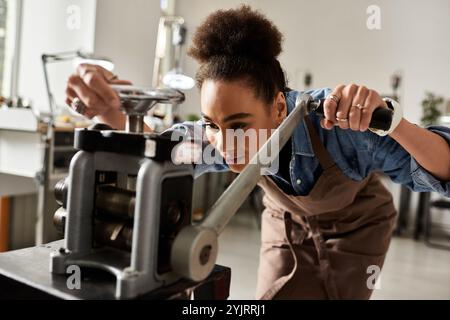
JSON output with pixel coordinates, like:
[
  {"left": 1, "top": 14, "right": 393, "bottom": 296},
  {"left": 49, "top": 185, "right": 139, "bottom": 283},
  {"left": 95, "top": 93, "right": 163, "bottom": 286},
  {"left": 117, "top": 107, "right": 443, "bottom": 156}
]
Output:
[{"left": 0, "top": 0, "right": 449, "bottom": 299}]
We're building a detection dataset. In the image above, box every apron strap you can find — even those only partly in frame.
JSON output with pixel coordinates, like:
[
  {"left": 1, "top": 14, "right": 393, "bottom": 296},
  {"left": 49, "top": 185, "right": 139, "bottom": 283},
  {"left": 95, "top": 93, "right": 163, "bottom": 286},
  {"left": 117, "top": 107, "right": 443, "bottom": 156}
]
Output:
[
  {"left": 303, "top": 116, "right": 341, "bottom": 298},
  {"left": 260, "top": 212, "right": 306, "bottom": 300},
  {"left": 306, "top": 216, "right": 341, "bottom": 299},
  {"left": 304, "top": 116, "right": 336, "bottom": 170}
]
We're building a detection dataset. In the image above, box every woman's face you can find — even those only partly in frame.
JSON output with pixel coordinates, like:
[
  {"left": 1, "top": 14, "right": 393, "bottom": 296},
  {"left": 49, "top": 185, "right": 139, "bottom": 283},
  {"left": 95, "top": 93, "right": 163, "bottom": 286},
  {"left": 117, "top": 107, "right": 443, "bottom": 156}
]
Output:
[{"left": 200, "top": 79, "right": 287, "bottom": 172}]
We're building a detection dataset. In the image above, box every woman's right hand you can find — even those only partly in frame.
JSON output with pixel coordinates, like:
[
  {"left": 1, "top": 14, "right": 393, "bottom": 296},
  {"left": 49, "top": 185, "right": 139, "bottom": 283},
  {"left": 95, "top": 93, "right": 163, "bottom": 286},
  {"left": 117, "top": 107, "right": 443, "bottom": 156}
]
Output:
[{"left": 65, "top": 63, "right": 131, "bottom": 128}]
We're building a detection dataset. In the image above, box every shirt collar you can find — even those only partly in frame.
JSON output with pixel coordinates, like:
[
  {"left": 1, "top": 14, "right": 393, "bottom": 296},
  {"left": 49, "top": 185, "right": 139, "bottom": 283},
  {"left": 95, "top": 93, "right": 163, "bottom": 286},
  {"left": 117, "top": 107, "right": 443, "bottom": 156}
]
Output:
[{"left": 285, "top": 90, "right": 315, "bottom": 157}]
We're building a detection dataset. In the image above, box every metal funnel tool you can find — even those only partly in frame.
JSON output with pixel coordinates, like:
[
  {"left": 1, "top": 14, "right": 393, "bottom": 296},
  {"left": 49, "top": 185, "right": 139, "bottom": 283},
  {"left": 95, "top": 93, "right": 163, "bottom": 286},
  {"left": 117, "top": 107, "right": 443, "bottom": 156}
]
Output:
[{"left": 111, "top": 85, "right": 185, "bottom": 133}]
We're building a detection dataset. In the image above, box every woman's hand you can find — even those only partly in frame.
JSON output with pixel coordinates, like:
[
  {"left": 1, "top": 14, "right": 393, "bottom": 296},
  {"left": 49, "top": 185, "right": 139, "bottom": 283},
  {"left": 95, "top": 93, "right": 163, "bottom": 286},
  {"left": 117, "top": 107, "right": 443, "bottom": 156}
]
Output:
[
  {"left": 65, "top": 64, "right": 131, "bottom": 128},
  {"left": 322, "top": 85, "right": 450, "bottom": 181},
  {"left": 320, "top": 84, "right": 388, "bottom": 132}
]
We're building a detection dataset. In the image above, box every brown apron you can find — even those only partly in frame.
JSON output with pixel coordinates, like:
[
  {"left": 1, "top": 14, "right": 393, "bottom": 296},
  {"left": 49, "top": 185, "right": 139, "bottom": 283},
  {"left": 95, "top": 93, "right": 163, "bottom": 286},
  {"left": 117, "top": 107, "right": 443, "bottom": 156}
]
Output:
[{"left": 255, "top": 116, "right": 397, "bottom": 300}]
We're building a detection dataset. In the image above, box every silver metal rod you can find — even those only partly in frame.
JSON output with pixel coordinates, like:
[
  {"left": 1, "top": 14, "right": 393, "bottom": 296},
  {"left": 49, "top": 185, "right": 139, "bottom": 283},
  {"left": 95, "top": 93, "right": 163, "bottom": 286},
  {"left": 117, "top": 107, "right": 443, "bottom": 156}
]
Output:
[
  {"left": 201, "top": 94, "right": 310, "bottom": 234},
  {"left": 126, "top": 115, "right": 144, "bottom": 133}
]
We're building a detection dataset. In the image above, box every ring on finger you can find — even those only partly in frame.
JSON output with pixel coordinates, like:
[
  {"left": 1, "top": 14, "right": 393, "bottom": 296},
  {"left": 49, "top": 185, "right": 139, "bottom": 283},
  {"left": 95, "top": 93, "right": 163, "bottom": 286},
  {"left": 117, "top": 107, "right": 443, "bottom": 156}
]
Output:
[
  {"left": 71, "top": 97, "right": 86, "bottom": 115},
  {"left": 327, "top": 94, "right": 340, "bottom": 104},
  {"left": 107, "top": 74, "right": 118, "bottom": 82},
  {"left": 352, "top": 103, "right": 365, "bottom": 110},
  {"left": 336, "top": 117, "right": 348, "bottom": 122}
]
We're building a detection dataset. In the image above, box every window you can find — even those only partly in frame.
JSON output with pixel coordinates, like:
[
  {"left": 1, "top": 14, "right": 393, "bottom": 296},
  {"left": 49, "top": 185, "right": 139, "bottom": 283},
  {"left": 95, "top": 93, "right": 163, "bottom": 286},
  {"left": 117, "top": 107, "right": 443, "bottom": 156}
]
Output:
[
  {"left": 0, "top": 0, "right": 21, "bottom": 98},
  {"left": 0, "top": 1, "right": 7, "bottom": 94}
]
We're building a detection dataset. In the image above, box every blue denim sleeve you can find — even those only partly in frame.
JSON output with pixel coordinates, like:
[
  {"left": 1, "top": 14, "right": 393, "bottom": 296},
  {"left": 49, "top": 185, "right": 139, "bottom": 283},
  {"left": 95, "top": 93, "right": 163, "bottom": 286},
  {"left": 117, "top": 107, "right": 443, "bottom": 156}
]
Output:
[
  {"left": 166, "top": 121, "right": 229, "bottom": 178},
  {"left": 369, "top": 124, "right": 450, "bottom": 197},
  {"left": 303, "top": 87, "right": 332, "bottom": 100}
]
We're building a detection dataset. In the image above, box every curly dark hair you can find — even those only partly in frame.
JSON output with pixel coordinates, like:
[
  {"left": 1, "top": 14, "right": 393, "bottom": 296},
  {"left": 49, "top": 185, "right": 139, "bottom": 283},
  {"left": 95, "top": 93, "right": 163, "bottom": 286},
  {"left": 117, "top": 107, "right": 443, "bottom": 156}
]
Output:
[{"left": 188, "top": 5, "right": 288, "bottom": 104}]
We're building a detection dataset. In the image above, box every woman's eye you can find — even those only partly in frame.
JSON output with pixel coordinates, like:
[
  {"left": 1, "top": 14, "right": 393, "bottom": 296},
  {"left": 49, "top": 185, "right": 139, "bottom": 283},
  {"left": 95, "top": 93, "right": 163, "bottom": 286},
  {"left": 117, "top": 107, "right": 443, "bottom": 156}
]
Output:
[
  {"left": 203, "top": 122, "right": 219, "bottom": 131},
  {"left": 229, "top": 123, "right": 248, "bottom": 130}
]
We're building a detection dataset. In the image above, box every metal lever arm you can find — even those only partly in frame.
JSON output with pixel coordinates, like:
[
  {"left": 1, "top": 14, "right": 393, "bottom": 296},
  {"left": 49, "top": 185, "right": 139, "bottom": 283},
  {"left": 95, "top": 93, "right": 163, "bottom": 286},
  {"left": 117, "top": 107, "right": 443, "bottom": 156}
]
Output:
[{"left": 170, "top": 94, "right": 313, "bottom": 281}]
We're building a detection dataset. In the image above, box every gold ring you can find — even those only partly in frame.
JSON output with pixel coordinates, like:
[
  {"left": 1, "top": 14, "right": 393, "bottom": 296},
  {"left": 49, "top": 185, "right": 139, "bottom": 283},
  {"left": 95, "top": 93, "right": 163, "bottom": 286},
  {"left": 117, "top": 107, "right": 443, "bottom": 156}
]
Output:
[
  {"left": 71, "top": 97, "right": 86, "bottom": 115},
  {"left": 108, "top": 74, "right": 118, "bottom": 82},
  {"left": 327, "top": 94, "right": 340, "bottom": 104},
  {"left": 336, "top": 117, "right": 348, "bottom": 122},
  {"left": 353, "top": 103, "right": 365, "bottom": 110}
]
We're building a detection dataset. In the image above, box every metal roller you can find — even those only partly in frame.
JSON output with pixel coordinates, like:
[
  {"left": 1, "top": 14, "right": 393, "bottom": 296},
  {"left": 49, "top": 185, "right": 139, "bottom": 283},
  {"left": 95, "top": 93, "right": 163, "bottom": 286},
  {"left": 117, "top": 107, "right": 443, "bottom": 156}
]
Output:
[
  {"left": 53, "top": 207, "right": 67, "bottom": 233},
  {"left": 94, "top": 220, "right": 133, "bottom": 251},
  {"left": 54, "top": 177, "right": 69, "bottom": 208},
  {"left": 96, "top": 185, "right": 136, "bottom": 219}
]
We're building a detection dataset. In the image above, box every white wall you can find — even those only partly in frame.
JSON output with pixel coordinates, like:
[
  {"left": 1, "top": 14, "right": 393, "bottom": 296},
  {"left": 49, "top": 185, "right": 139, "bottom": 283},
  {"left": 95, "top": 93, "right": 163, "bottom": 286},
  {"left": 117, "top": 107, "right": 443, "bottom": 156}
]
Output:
[
  {"left": 17, "top": 0, "right": 97, "bottom": 113},
  {"left": 175, "top": 0, "right": 450, "bottom": 124},
  {"left": 94, "top": 0, "right": 161, "bottom": 87},
  {"left": 16, "top": 0, "right": 450, "bottom": 122}
]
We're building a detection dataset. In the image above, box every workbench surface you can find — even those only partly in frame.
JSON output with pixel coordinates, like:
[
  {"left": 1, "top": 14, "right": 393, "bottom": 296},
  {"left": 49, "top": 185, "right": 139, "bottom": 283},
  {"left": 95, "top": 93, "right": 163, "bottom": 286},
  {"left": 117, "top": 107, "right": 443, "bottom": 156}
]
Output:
[{"left": 0, "top": 240, "right": 230, "bottom": 300}]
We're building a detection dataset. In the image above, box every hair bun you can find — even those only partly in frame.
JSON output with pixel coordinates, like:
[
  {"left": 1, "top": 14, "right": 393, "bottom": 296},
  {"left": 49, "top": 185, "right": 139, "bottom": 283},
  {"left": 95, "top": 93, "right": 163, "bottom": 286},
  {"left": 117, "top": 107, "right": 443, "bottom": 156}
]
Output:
[{"left": 189, "top": 5, "right": 283, "bottom": 63}]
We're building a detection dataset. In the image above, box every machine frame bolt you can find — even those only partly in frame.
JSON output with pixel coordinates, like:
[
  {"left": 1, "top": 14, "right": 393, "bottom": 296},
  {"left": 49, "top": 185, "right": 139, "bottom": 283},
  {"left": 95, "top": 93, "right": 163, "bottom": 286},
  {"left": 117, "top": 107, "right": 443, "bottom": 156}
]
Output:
[{"left": 199, "top": 245, "right": 212, "bottom": 266}]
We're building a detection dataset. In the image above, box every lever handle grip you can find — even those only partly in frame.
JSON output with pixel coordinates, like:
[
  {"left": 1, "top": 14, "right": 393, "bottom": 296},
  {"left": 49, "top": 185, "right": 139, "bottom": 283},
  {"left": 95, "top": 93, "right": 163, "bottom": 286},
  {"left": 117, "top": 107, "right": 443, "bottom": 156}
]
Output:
[{"left": 313, "top": 99, "right": 393, "bottom": 131}]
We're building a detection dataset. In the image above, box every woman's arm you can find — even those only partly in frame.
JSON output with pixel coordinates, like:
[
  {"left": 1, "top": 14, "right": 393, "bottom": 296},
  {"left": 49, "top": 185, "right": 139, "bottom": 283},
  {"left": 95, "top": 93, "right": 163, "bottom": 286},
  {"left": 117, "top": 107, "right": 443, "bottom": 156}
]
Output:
[
  {"left": 97, "top": 108, "right": 126, "bottom": 130},
  {"left": 389, "top": 118, "right": 450, "bottom": 181},
  {"left": 321, "top": 84, "right": 450, "bottom": 192}
]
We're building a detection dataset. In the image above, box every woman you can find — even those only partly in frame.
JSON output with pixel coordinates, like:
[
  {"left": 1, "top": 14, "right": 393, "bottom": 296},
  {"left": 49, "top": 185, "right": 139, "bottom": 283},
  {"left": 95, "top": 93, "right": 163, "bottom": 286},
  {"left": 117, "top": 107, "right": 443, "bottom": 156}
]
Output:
[{"left": 65, "top": 6, "right": 450, "bottom": 299}]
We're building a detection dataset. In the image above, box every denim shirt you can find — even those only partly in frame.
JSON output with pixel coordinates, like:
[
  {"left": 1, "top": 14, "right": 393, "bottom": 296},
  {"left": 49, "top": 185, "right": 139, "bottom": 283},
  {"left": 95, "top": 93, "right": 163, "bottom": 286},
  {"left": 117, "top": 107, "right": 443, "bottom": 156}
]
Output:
[{"left": 170, "top": 88, "right": 450, "bottom": 198}]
